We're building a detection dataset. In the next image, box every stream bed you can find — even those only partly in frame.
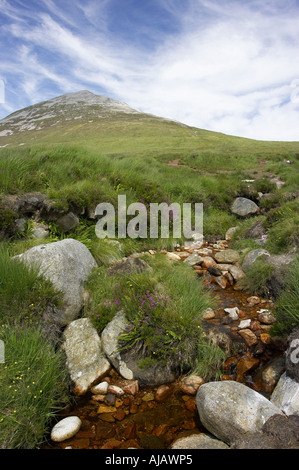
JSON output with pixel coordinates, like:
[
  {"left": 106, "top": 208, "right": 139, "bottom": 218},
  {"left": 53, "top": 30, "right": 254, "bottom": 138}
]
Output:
[{"left": 42, "top": 271, "right": 284, "bottom": 450}]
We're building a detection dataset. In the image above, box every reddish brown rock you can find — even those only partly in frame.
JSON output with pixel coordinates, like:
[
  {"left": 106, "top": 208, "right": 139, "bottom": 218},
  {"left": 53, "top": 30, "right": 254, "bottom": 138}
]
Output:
[
  {"left": 213, "top": 275, "right": 228, "bottom": 289},
  {"left": 120, "top": 439, "right": 142, "bottom": 449},
  {"left": 223, "top": 271, "right": 234, "bottom": 286},
  {"left": 238, "top": 329, "right": 258, "bottom": 347},
  {"left": 71, "top": 438, "right": 90, "bottom": 449},
  {"left": 202, "top": 256, "right": 217, "bottom": 268},
  {"left": 97, "top": 405, "right": 117, "bottom": 414},
  {"left": 113, "top": 408, "right": 126, "bottom": 421},
  {"left": 124, "top": 422, "right": 137, "bottom": 440},
  {"left": 236, "top": 356, "right": 260, "bottom": 382},
  {"left": 203, "top": 308, "right": 216, "bottom": 320},
  {"left": 221, "top": 375, "right": 234, "bottom": 381},
  {"left": 101, "top": 438, "right": 122, "bottom": 449},
  {"left": 260, "top": 333, "right": 271, "bottom": 344},
  {"left": 182, "top": 421, "right": 196, "bottom": 430},
  {"left": 98, "top": 413, "right": 115, "bottom": 423},
  {"left": 129, "top": 404, "right": 138, "bottom": 414},
  {"left": 96, "top": 423, "right": 116, "bottom": 440},
  {"left": 251, "top": 320, "right": 261, "bottom": 332},
  {"left": 224, "top": 356, "right": 238, "bottom": 371},
  {"left": 185, "top": 399, "right": 197, "bottom": 412},
  {"left": 152, "top": 424, "right": 169, "bottom": 437},
  {"left": 122, "top": 380, "right": 139, "bottom": 396},
  {"left": 155, "top": 385, "right": 173, "bottom": 402},
  {"left": 91, "top": 394, "right": 106, "bottom": 402}
]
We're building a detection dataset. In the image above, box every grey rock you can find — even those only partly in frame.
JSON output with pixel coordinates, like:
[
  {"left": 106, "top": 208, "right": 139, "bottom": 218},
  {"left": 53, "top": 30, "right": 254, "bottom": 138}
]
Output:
[
  {"left": 225, "top": 226, "right": 238, "bottom": 241},
  {"left": 241, "top": 248, "right": 270, "bottom": 272},
  {"left": 101, "top": 311, "right": 134, "bottom": 380},
  {"left": 101, "top": 311, "right": 178, "bottom": 386},
  {"left": 244, "top": 220, "right": 266, "bottom": 239},
  {"left": 271, "top": 372, "right": 299, "bottom": 416},
  {"left": 232, "top": 414, "right": 299, "bottom": 449},
  {"left": 5, "top": 192, "right": 46, "bottom": 216},
  {"left": 184, "top": 253, "right": 203, "bottom": 266},
  {"left": 231, "top": 197, "right": 260, "bottom": 217},
  {"left": 257, "top": 309, "right": 276, "bottom": 325},
  {"left": 224, "top": 307, "right": 239, "bottom": 321},
  {"left": 228, "top": 265, "right": 246, "bottom": 282},
  {"left": 196, "top": 381, "right": 284, "bottom": 445},
  {"left": 171, "top": 433, "right": 229, "bottom": 449},
  {"left": 15, "top": 218, "right": 26, "bottom": 232},
  {"left": 204, "top": 326, "right": 234, "bottom": 354},
  {"left": 238, "top": 319, "right": 251, "bottom": 329},
  {"left": 62, "top": 318, "right": 110, "bottom": 395},
  {"left": 260, "top": 356, "right": 285, "bottom": 392},
  {"left": 56, "top": 212, "right": 79, "bottom": 232},
  {"left": 107, "top": 256, "right": 152, "bottom": 276},
  {"left": 214, "top": 249, "right": 240, "bottom": 264},
  {"left": 13, "top": 239, "right": 97, "bottom": 325}
]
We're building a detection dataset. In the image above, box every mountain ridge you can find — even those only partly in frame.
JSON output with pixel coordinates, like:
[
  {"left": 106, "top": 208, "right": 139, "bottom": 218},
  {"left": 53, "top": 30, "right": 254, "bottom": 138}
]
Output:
[{"left": 0, "top": 90, "right": 298, "bottom": 155}]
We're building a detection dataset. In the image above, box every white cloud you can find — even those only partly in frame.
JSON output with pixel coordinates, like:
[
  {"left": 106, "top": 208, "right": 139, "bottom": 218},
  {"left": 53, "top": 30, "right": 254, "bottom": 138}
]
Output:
[{"left": 0, "top": 0, "right": 299, "bottom": 140}]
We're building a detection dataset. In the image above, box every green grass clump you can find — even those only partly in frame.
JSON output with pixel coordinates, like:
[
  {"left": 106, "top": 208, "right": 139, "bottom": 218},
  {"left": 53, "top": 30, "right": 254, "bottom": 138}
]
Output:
[
  {"left": 239, "top": 257, "right": 275, "bottom": 297},
  {"left": 193, "top": 336, "right": 227, "bottom": 381},
  {"left": 0, "top": 244, "right": 63, "bottom": 327},
  {"left": 0, "top": 325, "right": 69, "bottom": 449},
  {"left": 84, "top": 253, "right": 224, "bottom": 379},
  {"left": 264, "top": 199, "right": 299, "bottom": 254},
  {"left": 271, "top": 256, "right": 299, "bottom": 336}
]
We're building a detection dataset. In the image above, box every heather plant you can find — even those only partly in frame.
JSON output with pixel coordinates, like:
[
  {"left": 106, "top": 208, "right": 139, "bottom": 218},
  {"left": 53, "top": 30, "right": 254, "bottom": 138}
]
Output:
[{"left": 85, "top": 253, "right": 217, "bottom": 375}]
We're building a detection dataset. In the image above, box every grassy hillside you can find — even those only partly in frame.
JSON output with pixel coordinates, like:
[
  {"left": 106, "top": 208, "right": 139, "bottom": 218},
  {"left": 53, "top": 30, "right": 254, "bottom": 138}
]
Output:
[{"left": 0, "top": 94, "right": 299, "bottom": 448}]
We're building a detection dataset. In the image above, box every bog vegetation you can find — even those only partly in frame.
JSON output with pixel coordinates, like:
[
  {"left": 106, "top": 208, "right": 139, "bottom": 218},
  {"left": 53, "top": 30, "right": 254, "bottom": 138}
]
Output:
[{"left": 0, "top": 106, "right": 299, "bottom": 448}]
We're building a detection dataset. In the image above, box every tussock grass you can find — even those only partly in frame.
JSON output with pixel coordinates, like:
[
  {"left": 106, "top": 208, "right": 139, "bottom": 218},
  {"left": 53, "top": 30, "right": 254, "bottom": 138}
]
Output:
[
  {"left": 84, "top": 253, "right": 221, "bottom": 377},
  {"left": 239, "top": 257, "right": 276, "bottom": 297},
  {"left": 271, "top": 256, "right": 299, "bottom": 335},
  {"left": 0, "top": 325, "right": 69, "bottom": 449},
  {"left": 0, "top": 245, "right": 62, "bottom": 324}
]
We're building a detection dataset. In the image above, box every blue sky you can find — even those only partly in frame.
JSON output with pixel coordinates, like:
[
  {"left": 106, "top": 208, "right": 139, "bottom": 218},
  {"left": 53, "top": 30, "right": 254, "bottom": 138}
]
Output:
[{"left": 0, "top": 0, "right": 299, "bottom": 140}]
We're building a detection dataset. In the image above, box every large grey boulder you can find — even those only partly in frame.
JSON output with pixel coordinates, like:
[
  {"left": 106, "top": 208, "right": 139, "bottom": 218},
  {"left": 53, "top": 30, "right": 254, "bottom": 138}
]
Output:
[
  {"left": 271, "top": 372, "right": 299, "bottom": 416},
  {"left": 62, "top": 318, "right": 110, "bottom": 396},
  {"left": 264, "top": 251, "right": 297, "bottom": 298},
  {"left": 241, "top": 248, "right": 270, "bottom": 272},
  {"left": 196, "top": 381, "right": 284, "bottom": 445},
  {"left": 101, "top": 311, "right": 178, "bottom": 386},
  {"left": 13, "top": 239, "right": 97, "bottom": 325},
  {"left": 231, "top": 197, "right": 260, "bottom": 217}
]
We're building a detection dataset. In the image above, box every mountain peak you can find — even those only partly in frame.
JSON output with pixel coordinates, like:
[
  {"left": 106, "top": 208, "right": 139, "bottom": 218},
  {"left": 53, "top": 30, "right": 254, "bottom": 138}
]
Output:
[{"left": 0, "top": 90, "right": 144, "bottom": 143}]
